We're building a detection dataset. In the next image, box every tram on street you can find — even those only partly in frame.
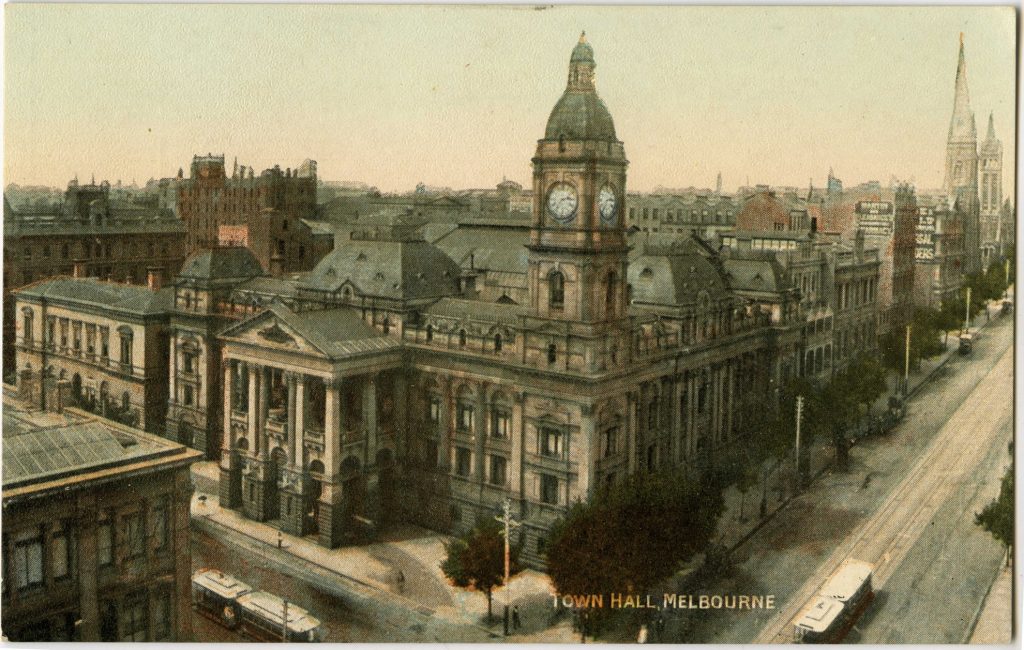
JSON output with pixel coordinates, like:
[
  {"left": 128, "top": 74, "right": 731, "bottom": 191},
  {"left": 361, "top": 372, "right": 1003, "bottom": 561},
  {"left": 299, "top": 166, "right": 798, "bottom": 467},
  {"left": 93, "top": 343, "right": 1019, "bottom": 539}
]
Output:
[
  {"left": 192, "top": 568, "right": 325, "bottom": 642},
  {"left": 793, "top": 559, "right": 874, "bottom": 643}
]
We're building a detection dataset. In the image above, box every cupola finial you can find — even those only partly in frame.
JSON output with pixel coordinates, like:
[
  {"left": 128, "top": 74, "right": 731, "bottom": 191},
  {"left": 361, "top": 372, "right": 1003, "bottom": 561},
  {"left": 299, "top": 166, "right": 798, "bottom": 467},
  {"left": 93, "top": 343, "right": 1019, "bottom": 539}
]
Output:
[{"left": 580, "top": 31, "right": 586, "bottom": 43}]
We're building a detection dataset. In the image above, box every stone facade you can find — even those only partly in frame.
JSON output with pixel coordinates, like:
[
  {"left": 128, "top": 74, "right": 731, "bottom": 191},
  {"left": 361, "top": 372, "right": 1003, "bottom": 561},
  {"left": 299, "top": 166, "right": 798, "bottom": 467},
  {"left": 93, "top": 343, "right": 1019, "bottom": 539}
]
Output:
[
  {"left": 13, "top": 279, "right": 172, "bottom": 434},
  {"left": 3, "top": 181, "right": 186, "bottom": 376},
  {"left": 1, "top": 394, "right": 201, "bottom": 642}
]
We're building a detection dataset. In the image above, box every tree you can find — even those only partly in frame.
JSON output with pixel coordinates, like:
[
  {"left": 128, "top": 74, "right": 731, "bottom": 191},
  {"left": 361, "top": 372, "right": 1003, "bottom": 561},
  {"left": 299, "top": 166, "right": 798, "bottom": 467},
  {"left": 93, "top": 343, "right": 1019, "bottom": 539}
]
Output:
[
  {"left": 441, "top": 517, "right": 519, "bottom": 621},
  {"left": 545, "top": 471, "right": 727, "bottom": 637},
  {"left": 976, "top": 464, "right": 1014, "bottom": 566}
]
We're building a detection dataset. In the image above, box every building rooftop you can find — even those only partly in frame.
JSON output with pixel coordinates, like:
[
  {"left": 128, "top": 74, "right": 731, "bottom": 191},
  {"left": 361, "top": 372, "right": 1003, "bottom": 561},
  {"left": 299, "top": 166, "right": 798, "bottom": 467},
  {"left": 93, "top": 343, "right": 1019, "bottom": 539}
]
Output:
[
  {"left": 2, "top": 390, "right": 202, "bottom": 498},
  {"left": 14, "top": 278, "right": 173, "bottom": 316}
]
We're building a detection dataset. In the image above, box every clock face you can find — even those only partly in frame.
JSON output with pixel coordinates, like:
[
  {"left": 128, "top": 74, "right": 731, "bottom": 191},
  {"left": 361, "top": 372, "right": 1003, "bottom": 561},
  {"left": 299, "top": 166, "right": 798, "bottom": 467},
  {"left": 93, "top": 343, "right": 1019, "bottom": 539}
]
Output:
[
  {"left": 598, "top": 185, "right": 618, "bottom": 225},
  {"left": 546, "top": 183, "right": 578, "bottom": 225}
]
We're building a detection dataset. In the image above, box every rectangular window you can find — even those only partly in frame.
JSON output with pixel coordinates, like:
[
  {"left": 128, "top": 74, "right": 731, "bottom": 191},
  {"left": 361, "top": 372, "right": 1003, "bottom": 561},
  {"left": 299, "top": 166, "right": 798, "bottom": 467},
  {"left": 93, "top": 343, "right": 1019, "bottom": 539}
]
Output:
[
  {"left": 13, "top": 528, "right": 44, "bottom": 590},
  {"left": 121, "top": 594, "right": 148, "bottom": 642},
  {"left": 183, "top": 385, "right": 194, "bottom": 406},
  {"left": 124, "top": 512, "right": 145, "bottom": 559},
  {"left": 120, "top": 334, "right": 132, "bottom": 365},
  {"left": 457, "top": 403, "right": 474, "bottom": 433},
  {"left": 100, "top": 327, "right": 110, "bottom": 358},
  {"left": 539, "top": 427, "right": 563, "bottom": 458},
  {"left": 154, "top": 591, "right": 172, "bottom": 641},
  {"left": 60, "top": 320, "right": 69, "bottom": 348},
  {"left": 429, "top": 399, "right": 441, "bottom": 424},
  {"left": 540, "top": 474, "right": 559, "bottom": 505},
  {"left": 603, "top": 426, "right": 619, "bottom": 458},
  {"left": 491, "top": 409, "right": 510, "bottom": 439},
  {"left": 455, "top": 447, "right": 472, "bottom": 477},
  {"left": 153, "top": 499, "right": 169, "bottom": 551},
  {"left": 72, "top": 322, "right": 82, "bottom": 351},
  {"left": 52, "top": 526, "right": 70, "bottom": 579},
  {"left": 98, "top": 515, "right": 114, "bottom": 566},
  {"left": 489, "top": 455, "right": 507, "bottom": 486},
  {"left": 86, "top": 324, "right": 96, "bottom": 355}
]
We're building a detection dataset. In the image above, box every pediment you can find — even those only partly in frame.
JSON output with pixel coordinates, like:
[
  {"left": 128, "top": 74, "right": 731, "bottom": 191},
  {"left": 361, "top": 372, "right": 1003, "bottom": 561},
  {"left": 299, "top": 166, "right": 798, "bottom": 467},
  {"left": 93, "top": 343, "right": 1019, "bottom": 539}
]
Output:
[{"left": 226, "top": 312, "right": 320, "bottom": 355}]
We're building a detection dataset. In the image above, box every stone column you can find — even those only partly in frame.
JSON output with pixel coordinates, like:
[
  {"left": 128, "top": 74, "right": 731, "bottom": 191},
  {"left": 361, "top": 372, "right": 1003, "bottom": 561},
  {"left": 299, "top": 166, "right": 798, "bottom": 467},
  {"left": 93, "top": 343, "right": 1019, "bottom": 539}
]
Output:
[
  {"left": 511, "top": 392, "right": 525, "bottom": 496},
  {"left": 578, "top": 404, "right": 595, "bottom": 499},
  {"left": 258, "top": 366, "right": 271, "bottom": 459},
  {"left": 221, "top": 360, "right": 233, "bottom": 465},
  {"left": 319, "top": 378, "right": 343, "bottom": 548},
  {"left": 726, "top": 361, "right": 735, "bottom": 439},
  {"left": 294, "top": 376, "right": 306, "bottom": 469},
  {"left": 247, "top": 363, "right": 259, "bottom": 451},
  {"left": 364, "top": 376, "right": 378, "bottom": 464},
  {"left": 286, "top": 373, "right": 298, "bottom": 466},
  {"left": 673, "top": 375, "right": 684, "bottom": 465},
  {"left": 626, "top": 390, "right": 637, "bottom": 473},
  {"left": 474, "top": 383, "right": 487, "bottom": 481}
]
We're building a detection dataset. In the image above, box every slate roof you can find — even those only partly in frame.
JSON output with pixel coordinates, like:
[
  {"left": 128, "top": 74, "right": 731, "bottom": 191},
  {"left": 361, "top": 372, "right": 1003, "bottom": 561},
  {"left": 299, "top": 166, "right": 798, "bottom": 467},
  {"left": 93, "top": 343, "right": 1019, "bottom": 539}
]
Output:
[
  {"left": 430, "top": 226, "right": 530, "bottom": 274},
  {"left": 14, "top": 278, "right": 173, "bottom": 316},
  {"left": 300, "top": 238, "right": 461, "bottom": 300},
  {"left": 724, "top": 257, "right": 790, "bottom": 294},
  {"left": 425, "top": 297, "right": 528, "bottom": 322},
  {"left": 178, "top": 246, "right": 265, "bottom": 281},
  {"left": 629, "top": 241, "right": 731, "bottom": 307}
]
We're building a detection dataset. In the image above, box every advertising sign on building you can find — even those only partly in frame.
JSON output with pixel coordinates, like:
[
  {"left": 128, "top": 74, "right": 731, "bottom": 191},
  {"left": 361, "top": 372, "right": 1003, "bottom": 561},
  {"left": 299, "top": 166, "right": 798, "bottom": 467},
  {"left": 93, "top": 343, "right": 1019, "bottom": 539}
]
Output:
[
  {"left": 219, "top": 224, "right": 250, "bottom": 247},
  {"left": 856, "top": 201, "right": 894, "bottom": 236},
  {"left": 916, "top": 210, "right": 936, "bottom": 260}
]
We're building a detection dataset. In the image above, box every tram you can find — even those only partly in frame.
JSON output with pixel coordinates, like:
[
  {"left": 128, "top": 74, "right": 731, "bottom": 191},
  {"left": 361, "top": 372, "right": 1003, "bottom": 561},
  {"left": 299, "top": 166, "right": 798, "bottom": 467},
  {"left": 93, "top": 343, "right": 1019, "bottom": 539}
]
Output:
[
  {"left": 793, "top": 559, "right": 874, "bottom": 643},
  {"left": 192, "top": 568, "right": 325, "bottom": 642}
]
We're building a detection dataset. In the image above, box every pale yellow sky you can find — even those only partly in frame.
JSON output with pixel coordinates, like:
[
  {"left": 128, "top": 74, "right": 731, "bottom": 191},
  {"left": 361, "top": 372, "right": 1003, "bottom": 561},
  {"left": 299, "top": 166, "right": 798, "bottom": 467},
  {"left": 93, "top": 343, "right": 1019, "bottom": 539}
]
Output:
[{"left": 4, "top": 5, "right": 1017, "bottom": 197}]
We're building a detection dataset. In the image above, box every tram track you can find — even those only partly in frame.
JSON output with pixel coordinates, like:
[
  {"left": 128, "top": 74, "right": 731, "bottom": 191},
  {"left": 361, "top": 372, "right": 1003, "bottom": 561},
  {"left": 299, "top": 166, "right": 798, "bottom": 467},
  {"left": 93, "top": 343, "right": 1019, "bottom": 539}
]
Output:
[{"left": 754, "top": 344, "right": 1013, "bottom": 644}]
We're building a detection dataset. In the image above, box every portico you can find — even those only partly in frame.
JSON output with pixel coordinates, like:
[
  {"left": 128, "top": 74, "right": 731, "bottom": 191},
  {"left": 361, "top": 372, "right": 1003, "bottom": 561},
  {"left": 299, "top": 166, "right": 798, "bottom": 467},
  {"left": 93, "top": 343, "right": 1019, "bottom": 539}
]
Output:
[{"left": 218, "top": 303, "right": 402, "bottom": 548}]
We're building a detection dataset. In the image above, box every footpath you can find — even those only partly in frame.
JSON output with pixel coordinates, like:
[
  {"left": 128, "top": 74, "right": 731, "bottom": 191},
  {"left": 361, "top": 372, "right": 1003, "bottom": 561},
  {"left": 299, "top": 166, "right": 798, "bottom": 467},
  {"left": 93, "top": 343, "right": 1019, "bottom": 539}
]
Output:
[
  {"left": 190, "top": 466, "right": 577, "bottom": 642},
  {"left": 967, "top": 552, "right": 1013, "bottom": 644}
]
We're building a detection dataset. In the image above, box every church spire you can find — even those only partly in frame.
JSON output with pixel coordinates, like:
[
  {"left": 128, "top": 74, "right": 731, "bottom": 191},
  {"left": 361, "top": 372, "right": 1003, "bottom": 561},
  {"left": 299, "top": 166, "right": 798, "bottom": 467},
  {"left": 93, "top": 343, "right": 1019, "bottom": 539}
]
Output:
[
  {"left": 948, "top": 33, "right": 977, "bottom": 144},
  {"left": 984, "top": 111, "right": 997, "bottom": 143}
]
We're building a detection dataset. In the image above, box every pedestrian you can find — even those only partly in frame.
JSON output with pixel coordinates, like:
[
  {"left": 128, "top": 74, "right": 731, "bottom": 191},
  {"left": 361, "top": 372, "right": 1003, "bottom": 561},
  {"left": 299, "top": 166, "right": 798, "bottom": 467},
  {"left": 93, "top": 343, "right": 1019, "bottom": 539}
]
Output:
[
  {"left": 396, "top": 569, "right": 405, "bottom": 593},
  {"left": 512, "top": 605, "right": 521, "bottom": 630}
]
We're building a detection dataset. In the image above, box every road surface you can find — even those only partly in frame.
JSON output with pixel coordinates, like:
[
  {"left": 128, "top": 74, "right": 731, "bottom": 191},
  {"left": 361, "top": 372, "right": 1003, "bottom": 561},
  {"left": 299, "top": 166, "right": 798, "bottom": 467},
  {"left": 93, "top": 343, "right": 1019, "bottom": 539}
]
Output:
[{"left": 668, "top": 313, "right": 1013, "bottom": 644}]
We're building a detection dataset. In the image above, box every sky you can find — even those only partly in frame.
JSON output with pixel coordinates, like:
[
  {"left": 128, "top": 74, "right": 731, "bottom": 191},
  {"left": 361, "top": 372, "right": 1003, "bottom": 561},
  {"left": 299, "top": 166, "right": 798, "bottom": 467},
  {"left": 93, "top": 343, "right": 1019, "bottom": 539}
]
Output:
[{"left": 4, "top": 5, "right": 1017, "bottom": 198}]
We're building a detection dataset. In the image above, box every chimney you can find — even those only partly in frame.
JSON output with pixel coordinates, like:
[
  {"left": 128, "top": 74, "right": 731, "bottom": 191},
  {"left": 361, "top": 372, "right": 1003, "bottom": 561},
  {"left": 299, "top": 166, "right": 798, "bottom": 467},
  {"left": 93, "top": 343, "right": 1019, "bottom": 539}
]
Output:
[
  {"left": 147, "top": 267, "right": 164, "bottom": 290},
  {"left": 72, "top": 259, "right": 87, "bottom": 278}
]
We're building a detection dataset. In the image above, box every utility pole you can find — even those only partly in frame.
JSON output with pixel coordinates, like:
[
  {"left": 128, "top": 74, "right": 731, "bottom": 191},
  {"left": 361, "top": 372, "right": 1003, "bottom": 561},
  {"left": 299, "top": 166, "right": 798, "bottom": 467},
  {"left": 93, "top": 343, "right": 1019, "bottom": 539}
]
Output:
[
  {"left": 282, "top": 599, "right": 288, "bottom": 642},
  {"left": 904, "top": 324, "right": 911, "bottom": 396},
  {"left": 965, "top": 286, "right": 972, "bottom": 332},
  {"left": 495, "top": 497, "right": 520, "bottom": 636},
  {"left": 794, "top": 396, "right": 804, "bottom": 491}
]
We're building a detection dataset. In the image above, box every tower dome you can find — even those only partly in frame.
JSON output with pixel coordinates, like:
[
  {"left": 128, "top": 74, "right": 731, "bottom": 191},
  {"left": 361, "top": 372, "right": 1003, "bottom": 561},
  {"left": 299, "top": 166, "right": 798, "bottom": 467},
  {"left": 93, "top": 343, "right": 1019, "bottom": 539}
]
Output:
[{"left": 544, "top": 32, "right": 617, "bottom": 141}]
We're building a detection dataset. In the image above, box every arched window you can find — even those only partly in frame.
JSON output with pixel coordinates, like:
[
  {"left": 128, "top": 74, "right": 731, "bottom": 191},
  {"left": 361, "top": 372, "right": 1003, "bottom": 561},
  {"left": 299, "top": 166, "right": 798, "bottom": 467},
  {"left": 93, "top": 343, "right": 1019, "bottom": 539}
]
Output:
[
  {"left": 549, "top": 270, "right": 565, "bottom": 308},
  {"left": 459, "top": 329, "right": 467, "bottom": 347},
  {"left": 547, "top": 343, "right": 558, "bottom": 364},
  {"left": 494, "top": 333, "right": 503, "bottom": 353},
  {"left": 426, "top": 324, "right": 433, "bottom": 342}
]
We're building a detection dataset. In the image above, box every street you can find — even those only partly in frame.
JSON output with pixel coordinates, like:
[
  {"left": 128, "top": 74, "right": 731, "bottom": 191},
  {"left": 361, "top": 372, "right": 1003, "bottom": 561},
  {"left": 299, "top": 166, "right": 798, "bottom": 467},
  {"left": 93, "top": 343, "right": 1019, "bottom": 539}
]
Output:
[
  {"left": 191, "top": 528, "right": 379, "bottom": 642},
  {"left": 667, "top": 313, "right": 1013, "bottom": 644}
]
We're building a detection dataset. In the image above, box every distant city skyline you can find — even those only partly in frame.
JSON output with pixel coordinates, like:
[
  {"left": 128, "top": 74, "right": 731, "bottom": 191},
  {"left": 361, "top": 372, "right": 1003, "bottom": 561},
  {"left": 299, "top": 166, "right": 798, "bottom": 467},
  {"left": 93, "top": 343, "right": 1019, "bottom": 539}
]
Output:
[{"left": 5, "top": 5, "right": 1016, "bottom": 198}]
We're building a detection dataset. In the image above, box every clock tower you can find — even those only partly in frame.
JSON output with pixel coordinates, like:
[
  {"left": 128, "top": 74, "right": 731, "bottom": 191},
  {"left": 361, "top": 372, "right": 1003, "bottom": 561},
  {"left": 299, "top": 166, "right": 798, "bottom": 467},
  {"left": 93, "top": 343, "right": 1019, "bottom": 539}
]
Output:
[{"left": 528, "top": 33, "right": 629, "bottom": 323}]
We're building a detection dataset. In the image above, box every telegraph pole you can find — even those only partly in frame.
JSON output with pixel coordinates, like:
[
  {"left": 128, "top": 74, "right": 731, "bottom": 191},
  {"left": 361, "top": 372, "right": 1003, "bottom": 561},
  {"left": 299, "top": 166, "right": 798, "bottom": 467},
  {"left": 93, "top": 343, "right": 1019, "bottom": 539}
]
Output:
[
  {"left": 495, "top": 497, "right": 520, "bottom": 636},
  {"left": 904, "top": 324, "right": 911, "bottom": 396},
  {"left": 794, "top": 396, "right": 804, "bottom": 491}
]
